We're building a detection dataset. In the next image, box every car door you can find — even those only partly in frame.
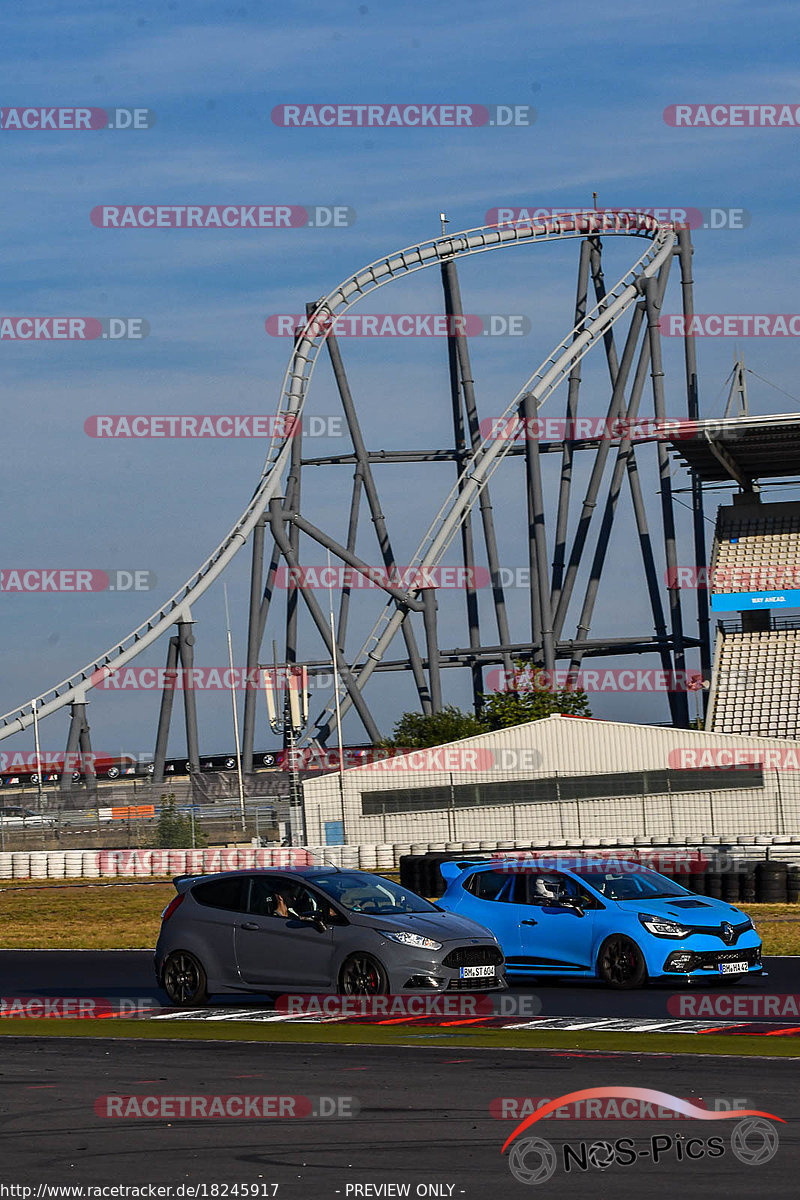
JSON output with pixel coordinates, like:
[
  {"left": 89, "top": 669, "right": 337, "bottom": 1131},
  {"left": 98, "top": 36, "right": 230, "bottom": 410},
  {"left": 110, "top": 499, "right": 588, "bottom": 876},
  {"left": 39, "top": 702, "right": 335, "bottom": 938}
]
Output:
[
  {"left": 515, "top": 872, "right": 597, "bottom": 973},
  {"left": 188, "top": 876, "right": 247, "bottom": 985},
  {"left": 234, "top": 875, "right": 336, "bottom": 989},
  {"left": 460, "top": 868, "right": 527, "bottom": 964}
]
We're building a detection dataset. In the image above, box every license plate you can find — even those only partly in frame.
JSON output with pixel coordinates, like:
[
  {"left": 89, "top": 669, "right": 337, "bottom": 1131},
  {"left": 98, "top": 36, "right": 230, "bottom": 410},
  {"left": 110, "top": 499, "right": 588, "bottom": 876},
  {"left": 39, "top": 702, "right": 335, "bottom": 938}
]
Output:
[
  {"left": 719, "top": 961, "right": 748, "bottom": 975},
  {"left": 460, "top": 965, "right": 495, "bottom": 979}
]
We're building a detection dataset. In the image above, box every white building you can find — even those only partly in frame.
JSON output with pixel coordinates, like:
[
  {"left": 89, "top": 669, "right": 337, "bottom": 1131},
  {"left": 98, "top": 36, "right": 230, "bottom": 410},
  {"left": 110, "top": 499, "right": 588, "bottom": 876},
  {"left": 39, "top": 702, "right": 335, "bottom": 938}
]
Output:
[{"left": 301, "top": 715, "right": 800, "bottom": 847}]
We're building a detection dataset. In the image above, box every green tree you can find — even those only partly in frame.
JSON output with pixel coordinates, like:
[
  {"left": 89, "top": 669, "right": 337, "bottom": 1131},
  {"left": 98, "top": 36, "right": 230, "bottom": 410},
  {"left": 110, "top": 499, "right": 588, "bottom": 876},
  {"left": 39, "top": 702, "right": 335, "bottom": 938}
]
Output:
[
  {"left": 481, "top": 662, "right": 591, "bottom": 730},
  {"left": 151, "top": 793, "right": 204, "bottom": 848},
  {"left": 385, "top": 704, "right": 488, "bottom": 749}
]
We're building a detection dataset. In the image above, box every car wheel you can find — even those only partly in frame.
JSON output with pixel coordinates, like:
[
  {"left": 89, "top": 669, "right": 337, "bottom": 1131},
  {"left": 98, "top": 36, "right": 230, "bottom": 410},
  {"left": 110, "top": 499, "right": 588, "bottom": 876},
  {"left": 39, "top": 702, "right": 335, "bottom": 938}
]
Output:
[
  {"left": 162, "top": 950, "right": 209, "bottom": 1006},
  {"left": 338, "top": 953, "right": 389, "bottom": 995},
  {"left": 597, "top": 935, "right": 647, "bottom": 989}
]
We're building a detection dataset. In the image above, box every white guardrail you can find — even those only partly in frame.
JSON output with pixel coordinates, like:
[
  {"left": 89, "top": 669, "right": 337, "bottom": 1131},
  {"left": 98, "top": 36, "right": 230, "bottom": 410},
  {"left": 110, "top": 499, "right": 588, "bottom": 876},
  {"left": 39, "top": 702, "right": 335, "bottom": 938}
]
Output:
[{"left": 1, "top": 837, "right": 799, "bottom": 879}]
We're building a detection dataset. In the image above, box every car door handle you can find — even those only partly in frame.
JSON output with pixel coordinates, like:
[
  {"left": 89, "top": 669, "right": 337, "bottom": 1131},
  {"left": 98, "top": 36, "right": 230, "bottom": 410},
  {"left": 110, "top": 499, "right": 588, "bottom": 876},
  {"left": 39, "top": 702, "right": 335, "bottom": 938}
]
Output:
[
  {"left": 520, "top": 919, "right": 538, "bottom": 926},
  {"left": 240, "top": 922, "right": 260, "bottom": 931}
]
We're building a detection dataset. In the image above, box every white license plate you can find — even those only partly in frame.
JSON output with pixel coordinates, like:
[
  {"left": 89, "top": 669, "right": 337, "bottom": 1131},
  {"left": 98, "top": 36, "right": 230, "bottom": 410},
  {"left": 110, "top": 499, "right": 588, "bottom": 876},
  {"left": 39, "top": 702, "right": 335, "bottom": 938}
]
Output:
[
  {"left": 719, "top": 961, "right": 748, "bottom": 975},
  {"left": 460, "top": 965, "right": 495, "bottom": 979}
]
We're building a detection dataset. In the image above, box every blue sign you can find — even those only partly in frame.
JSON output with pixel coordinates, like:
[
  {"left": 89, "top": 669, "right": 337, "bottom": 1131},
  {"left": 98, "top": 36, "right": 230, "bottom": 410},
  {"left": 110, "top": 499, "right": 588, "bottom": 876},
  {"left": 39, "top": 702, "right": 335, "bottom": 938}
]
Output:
[{"left": 711, "top": 589, "right": 800, "bottom": 611}]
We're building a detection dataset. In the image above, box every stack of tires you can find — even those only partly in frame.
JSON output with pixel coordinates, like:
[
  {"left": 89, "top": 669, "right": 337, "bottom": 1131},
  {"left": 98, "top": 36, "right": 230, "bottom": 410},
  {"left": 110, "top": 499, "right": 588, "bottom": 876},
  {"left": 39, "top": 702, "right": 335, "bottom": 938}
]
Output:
[
  {"left": 399, "top": 850, "right": 492, "bottom": 897},
  {"left": 657, "top": 854, "right": 779, "bottom": 903},
  {"left": 755, "top": 860, "right": 789, "bottom": 903}
]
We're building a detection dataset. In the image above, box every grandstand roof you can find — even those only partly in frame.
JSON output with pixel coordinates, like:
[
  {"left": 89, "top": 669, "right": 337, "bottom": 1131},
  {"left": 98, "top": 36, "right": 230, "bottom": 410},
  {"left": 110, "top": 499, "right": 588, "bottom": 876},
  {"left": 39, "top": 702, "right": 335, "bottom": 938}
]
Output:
[{"left": 668, "top": 413, "right": 800, "bottom": 484}]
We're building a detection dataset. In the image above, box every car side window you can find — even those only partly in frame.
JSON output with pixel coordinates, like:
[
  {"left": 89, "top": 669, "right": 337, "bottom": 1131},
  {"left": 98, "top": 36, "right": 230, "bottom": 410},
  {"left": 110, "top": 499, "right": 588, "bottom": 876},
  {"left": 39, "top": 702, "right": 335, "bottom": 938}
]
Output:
[
  {"left": 466, "top": 870, "right": 516, "bottom": 902},
  {"left": 523, "top": 873, "right": 574, "bottom": 905},
  {"left": 192, "top": 877, "right": 246, "bottom": 912},
  {"left": 246, "top": 876, "right": 326, "bottom": 921}
]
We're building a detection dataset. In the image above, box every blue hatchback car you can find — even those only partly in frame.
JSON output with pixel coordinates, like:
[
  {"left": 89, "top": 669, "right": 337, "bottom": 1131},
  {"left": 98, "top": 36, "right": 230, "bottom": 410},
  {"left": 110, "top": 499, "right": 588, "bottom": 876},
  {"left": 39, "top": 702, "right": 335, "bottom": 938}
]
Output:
[{"left": 439, "top": 857, "right": 763, "bottom": 988}]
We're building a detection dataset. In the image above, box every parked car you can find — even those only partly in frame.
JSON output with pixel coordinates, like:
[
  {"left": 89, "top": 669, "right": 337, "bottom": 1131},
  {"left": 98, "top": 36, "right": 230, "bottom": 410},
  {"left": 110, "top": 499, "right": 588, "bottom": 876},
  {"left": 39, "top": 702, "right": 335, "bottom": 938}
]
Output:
[
  {"left": 437, "top": 857, "right": 763, "bottom": 989},
  {"left": 0, "top": 806, "right": 55, "bottom": 827},
  {"left": 155, "top": 866, "right": 506, "bottom": 1004}
]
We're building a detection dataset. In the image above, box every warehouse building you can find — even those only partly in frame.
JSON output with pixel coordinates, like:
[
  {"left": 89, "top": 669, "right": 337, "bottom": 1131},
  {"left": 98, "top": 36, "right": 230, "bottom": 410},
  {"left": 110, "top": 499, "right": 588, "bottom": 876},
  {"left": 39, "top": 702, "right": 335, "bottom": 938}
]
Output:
[{"left": 301, "top": 715, "right": 800, "bottom": 847}]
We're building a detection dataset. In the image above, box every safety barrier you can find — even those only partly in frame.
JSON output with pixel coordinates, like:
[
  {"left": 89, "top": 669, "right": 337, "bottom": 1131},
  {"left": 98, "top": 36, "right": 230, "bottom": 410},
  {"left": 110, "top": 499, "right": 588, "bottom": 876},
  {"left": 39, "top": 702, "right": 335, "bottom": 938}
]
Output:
[{"left": 2, "top": 836, "right": 800, "bottom": 879}]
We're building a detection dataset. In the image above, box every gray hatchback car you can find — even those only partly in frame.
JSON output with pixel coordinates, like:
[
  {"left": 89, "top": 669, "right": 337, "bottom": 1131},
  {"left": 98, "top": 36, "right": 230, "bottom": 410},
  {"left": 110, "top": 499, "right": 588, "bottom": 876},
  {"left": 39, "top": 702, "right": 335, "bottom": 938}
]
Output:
[{"left": 154, "top": 865, "right": 506, "bottom": 1003}]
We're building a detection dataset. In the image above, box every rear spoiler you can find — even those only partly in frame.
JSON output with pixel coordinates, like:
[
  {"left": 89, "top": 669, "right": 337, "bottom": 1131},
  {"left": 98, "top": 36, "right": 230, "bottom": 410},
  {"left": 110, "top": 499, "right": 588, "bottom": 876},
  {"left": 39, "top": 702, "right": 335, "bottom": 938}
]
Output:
[
  {"left": 172, "top": 874, "right": 203, "bottom": 893},
  {"left": 439, "top": 857, "right": 490, "bottom": 883}
]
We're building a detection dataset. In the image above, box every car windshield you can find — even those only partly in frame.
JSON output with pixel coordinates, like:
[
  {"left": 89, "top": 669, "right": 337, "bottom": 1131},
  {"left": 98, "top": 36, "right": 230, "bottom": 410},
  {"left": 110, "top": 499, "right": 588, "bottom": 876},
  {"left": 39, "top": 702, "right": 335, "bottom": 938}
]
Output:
[
  {"left": 573, "top": 867, "right": 690, "bottom": 901},
  {"left": 311, "top": 872, "right": 437, "bottom": 915}
]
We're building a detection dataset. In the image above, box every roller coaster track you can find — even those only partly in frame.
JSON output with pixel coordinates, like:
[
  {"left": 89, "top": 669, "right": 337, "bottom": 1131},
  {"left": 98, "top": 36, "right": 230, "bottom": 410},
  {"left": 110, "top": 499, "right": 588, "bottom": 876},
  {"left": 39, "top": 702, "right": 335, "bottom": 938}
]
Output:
[{"left": 0, "top": 211, "right": 676, "bottom": 743}]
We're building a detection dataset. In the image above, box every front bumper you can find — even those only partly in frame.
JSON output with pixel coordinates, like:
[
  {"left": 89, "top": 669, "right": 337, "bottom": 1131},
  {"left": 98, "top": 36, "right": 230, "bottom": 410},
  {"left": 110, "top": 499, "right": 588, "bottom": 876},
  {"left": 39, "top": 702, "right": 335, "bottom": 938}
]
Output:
[
  {"left": 382, "top": 941, "right": 507, "bottom": 993},
  {"left": 655, "top": 936, "right": 763, "bottom": 980}
]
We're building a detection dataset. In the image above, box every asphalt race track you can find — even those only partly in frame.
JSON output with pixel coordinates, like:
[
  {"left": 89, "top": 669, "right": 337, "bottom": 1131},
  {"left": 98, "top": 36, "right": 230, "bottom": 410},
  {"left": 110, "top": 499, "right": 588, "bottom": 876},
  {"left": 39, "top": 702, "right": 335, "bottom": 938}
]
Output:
[
  {"left": 0, "top": 1037, "right": 797, "bottom": 1196},
  {"left": 1, "top": 950, "right": 798, "bottom": 1021}
]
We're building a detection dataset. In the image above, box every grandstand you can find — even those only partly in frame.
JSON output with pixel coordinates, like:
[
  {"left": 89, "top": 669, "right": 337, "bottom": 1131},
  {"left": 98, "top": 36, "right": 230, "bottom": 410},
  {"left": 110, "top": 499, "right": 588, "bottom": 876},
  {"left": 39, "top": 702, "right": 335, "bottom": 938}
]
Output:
[{"left": 668, "top": 418, "right": 800, "bottom": 738}]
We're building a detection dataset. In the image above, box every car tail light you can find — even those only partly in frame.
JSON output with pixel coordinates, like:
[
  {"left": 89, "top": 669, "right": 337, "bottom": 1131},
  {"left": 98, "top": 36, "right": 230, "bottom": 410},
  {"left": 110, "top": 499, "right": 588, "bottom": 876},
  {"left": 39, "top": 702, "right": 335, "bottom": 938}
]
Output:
[{"left": 161, "top": 894, "right": 185, "bottom": 923}]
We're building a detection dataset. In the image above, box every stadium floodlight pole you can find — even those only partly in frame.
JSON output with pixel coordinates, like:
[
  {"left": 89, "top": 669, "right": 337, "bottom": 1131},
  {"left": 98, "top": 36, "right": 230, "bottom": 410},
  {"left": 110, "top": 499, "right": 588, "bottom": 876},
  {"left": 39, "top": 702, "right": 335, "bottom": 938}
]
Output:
[
  {"left": 31, "top": 699, "right": 43, "bottom": 814},
  {"left": 327, "top": 550, "right": 347, "bottom": 844},
  {"left": 223, "top": 583, "right": 246, "bottom": 833}
]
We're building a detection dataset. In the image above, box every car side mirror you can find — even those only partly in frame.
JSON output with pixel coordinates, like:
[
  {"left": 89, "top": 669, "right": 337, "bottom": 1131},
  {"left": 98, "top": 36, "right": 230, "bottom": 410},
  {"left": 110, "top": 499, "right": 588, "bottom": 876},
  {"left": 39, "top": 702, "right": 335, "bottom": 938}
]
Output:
[
  {"left": 309, "top": 915, "right": 327, "bottom": 932},
  {"left": 562, "top": 896, "right": 585, "bottom": 917}
]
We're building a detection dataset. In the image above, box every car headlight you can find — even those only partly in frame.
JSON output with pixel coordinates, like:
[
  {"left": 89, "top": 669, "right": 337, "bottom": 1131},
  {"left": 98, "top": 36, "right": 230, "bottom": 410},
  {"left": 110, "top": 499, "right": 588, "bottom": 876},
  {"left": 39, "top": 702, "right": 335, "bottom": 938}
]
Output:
[
  {"left": 379, "top": 931, "right": 443, "bottom": 951},
  {"left": 639, "top": 914, "right": 691, "bottom": 938}
]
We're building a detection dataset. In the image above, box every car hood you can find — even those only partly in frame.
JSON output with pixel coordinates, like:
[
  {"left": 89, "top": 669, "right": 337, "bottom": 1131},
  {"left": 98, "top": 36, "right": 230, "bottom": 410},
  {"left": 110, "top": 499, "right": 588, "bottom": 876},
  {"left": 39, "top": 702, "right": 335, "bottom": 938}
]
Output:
[
  {"left": 350, "top": 909, "right": 496, "bottom": 942},
  {"left": 613, "top": 895, "right": 749, "bottom": 927}
]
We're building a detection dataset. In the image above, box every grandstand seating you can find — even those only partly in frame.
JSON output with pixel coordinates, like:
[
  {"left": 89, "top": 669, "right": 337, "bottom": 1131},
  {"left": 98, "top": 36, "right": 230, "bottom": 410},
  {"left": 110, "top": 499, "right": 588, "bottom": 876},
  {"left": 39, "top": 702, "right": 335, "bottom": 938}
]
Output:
[{"left": 707, "top": 499, "right": 800, "bottom": 737}]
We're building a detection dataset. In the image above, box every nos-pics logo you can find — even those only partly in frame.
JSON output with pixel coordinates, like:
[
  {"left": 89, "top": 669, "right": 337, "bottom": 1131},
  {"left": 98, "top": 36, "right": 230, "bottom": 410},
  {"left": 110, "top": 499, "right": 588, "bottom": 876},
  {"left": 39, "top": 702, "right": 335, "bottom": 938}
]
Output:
[{"left": 501, "top": 1087, "right": 782, "bottom": 1184}]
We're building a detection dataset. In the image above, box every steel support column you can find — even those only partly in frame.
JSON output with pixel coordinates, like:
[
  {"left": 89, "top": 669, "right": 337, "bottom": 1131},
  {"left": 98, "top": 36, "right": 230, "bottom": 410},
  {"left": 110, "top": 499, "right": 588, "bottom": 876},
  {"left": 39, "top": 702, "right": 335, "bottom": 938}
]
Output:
[
  {"left": 60, "top": 702, "right": 88, "bottom": 795},
  {"left": 441, "top": 259, "right": 512, "bottom": 674},
  {"left": 645, "top": 275, "right": 690, "bottom": 727},
  {"left": 552, "top": 240, "right": 592, "bottom": 607},
  {"left": 677, "top": 228, "right": 712, "bottom": 707},
  {"left": 521, "top": 393, "right": 555, "bottom": 672},
  {"left": 441, "top": 261, "right": 483, "bottom": 709},
  {"left": 152, "top": 635, "right": 180, "bottom": 786},
  {"left": 177, "top": 619, "right": 201, "bottom": 773},
  {"left": 421, "top": 588, "right": 443, "bottom": 712},
  {"left": 241, "top": 514, "right": 267, "bottom": 773}
]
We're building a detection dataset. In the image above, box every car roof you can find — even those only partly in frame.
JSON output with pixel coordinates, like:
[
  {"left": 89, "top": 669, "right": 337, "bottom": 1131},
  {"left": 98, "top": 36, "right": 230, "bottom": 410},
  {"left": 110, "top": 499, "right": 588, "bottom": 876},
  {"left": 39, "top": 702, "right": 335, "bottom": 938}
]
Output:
[{"left": 178, "top": 865, "right": 369, "bottom": 885}]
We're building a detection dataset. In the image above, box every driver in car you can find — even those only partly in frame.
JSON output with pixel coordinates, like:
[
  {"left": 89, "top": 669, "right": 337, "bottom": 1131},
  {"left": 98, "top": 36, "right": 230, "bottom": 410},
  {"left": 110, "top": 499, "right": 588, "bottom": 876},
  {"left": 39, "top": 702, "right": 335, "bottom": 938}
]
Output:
[
  {"left": 274, "top": 889, "right": 301, "bottom": 919},
  {"left": 532, "top": 874, "right": 565, "bottom": 904}
]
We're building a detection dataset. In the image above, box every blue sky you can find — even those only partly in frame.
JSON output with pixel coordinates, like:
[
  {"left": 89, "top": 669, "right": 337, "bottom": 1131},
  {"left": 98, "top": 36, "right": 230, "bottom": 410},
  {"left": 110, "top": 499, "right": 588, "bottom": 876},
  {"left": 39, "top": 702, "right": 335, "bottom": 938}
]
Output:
[{"left": 2, "top": 0, "right": 800, "bottom": 761}]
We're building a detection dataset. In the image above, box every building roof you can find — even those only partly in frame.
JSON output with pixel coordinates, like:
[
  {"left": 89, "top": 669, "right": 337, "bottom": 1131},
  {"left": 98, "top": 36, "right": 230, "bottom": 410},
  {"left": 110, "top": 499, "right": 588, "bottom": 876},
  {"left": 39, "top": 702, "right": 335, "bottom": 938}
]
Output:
[{"left": 667, "top": 414, "right": 800, "bottom": 484}]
